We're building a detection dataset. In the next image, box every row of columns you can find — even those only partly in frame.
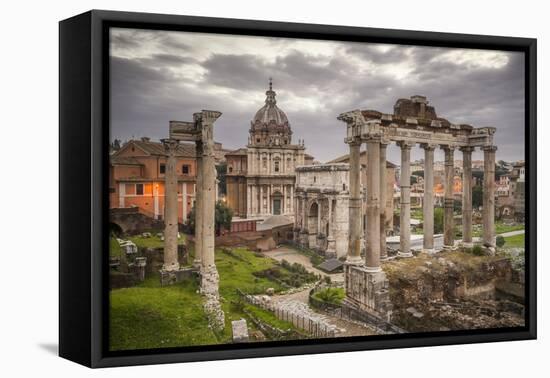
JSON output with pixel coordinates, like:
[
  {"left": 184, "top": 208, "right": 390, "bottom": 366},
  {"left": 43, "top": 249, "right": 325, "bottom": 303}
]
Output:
[
  {"left": 347, "top": 137, "right": 498, "bottom": 270},
  {"left": 247, "top": 184, "right": 294, "bottom": 216}
]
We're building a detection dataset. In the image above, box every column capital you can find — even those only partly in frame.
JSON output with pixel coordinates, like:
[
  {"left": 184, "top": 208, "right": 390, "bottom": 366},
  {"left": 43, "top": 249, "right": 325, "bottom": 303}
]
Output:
[
  {"left": 482, "top": 145, "right": 498, "bottom": 153},
  {"left": 365, "top": 134, "right": 382, "bottom": 143},
  {"left": 346, "top": 137, "right": 362, "bottom": 146},
  {"left": 420, "top": 143, "right": 437, "bottom": 151},
  {"left": 397, "top": 141, "right": 415, "bottom": 150},
  {"left": 459, "top": 146, "right": 475, "bottom": 153},
  {"left": 440, "top": 144, "right": 457, "bottom": 152},
  {"left": 161, "top": 138, "right": 179, "bottom": 154}
]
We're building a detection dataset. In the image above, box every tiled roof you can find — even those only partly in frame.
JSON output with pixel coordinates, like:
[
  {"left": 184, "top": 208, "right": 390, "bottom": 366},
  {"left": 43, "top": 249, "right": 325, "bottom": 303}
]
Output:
[
  {"left": 110, "top": 156, "right": 143, "bottom": 166},
  {"left": 131, "top": 139, "right": 196, "bottom": 157}
]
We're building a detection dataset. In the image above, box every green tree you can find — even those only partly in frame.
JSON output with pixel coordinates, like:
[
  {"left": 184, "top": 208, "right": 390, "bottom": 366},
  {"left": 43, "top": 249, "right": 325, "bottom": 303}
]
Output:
[
  {"left": 187, "top": 200, "right": 233, "bottom": 236},
  {"left": 473, "top": 185, "right": 483, "bottom": 209},
  {"left": 216, "top": 163, "right": 227, "bottom": 196},
  {"left": 496, "top": 235, "right": 505, "bottom": 248},
  {"left": 215, "top": 200, "right": 233, "bottom": 236},
  {"left": 434, "top": 207, "right": 444, "bottom": 234}
]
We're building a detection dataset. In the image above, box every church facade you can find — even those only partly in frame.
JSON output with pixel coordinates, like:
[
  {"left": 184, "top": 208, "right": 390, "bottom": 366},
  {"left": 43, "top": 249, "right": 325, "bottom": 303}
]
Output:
[{"left": 226, "top": 80, "right": 313, "bottom": 219}]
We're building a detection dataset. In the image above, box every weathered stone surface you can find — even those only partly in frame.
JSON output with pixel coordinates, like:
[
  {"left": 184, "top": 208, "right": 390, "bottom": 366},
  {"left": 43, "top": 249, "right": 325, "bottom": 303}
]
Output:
[
  {"left": 159, "top": 267, "right": 195, "bottom": 286},
  {"left": 344, "top": 264, "right": 392, "bottom": 321},
  {"left": 231, "top": 319, "right": 249, "bottom": 343}
]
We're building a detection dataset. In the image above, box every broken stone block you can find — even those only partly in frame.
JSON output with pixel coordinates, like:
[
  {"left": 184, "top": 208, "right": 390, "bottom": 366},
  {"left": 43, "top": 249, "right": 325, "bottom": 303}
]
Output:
[
  {"left": 231, "top": 319, "right": 249, "bottom": 343},
  {"left": 120, "top": 240, "right": 138, "bottom": 254},
  {"left": 266, "top": 287, "right": 275, "bottom": 296}
]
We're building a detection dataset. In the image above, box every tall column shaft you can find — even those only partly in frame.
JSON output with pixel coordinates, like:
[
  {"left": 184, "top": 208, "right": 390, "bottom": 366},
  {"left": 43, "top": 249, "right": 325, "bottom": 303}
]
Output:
[
  {"left": 347, "top": 141, "right": 363, "bottom": 265},
  {"left": 422, "top": 144, "right": 435, "bottom": 253},
  {"left": 398, "top": 142, "right": 413, "bottom": 257},
  {"left": 483, "top": 146, "right": 497, "bottom": 251},
  {"left": 162, "top": 139, "right": 180, "bottom": 271},
  {"left": 201, "top": 138, "right": 216, "bottom": 268},
  {"left": 366, "top": 139, "right": 381, "bottom": 271},
  {"left": 259, "top": 185, "right": 263, "bottom": 214},
  {"left": 379, "top": 143, "right": 388, "bottom": 260},
  {"left": 461, "top": 147, "right": 474, "bottom": 247},
  {"left": 443, "top": 146, "right": 455, "bottom": 250},
  {"left": 194, "top": 142, "right": 203, "bottom": 266}
]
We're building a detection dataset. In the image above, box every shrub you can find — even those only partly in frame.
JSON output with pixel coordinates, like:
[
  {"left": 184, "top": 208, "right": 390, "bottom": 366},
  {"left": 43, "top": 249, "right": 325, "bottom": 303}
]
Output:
[
  {"left": 313, "top": 288, "right": 345, "bottom": 305},
  {"left": 496, "top": 235, "right": 506, "bottom": 248},
  {"left": 472, "top": 244, "right": 484, "bottom": 256}
]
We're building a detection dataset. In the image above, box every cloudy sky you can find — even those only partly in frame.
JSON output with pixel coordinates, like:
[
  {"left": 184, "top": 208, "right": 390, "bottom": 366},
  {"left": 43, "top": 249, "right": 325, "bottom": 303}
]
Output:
[{"left": 110, "top": 28, "right": 525, "bottom": 164}]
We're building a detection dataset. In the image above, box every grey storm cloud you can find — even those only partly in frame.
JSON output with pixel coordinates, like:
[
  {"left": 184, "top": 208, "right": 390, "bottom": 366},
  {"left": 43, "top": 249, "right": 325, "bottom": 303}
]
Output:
[{"left": 109, "top": 28, "right": 525, "bottom": 163}]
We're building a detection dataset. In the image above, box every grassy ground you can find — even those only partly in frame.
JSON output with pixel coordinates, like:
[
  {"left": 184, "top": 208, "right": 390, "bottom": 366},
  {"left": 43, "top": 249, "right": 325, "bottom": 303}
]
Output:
[
  {"left": 109, "top": 275, "right": 218, "bottom": 351},
  {"left": 110, "top": 245, "right": 301, "bottom": 350},
  {"left": 503, "top": 233, "right": 525, "bottom": 248},
  {"left": 110, "top": 237, "right": 123, "bottom": 258},
  {"left": 127, "top": 233, "right": 187, "bottom": 249}
]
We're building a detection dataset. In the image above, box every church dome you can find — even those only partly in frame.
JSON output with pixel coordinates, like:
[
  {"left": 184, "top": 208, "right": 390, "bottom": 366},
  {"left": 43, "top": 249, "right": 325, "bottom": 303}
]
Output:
[
  {"left": 252, "top": 79, "right": 289, "bottom": 126},
  {"left": 249, "top": 79, "right": 292, "bottom": 146}
]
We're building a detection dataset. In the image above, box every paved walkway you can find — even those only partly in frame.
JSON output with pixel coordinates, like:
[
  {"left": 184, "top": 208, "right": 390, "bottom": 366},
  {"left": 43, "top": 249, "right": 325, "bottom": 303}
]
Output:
[{"left": 263, "top": 246, "right": 377, "bottom": 337}]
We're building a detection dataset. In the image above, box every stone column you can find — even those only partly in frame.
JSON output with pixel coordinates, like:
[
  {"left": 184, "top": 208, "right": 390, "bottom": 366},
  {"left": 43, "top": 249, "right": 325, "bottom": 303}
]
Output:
[
  {"left": 442, "top": 145, "right": 455, "bottom": 250},
  {"left": 398, "top": 141, "right": 413, "bottom": 258},
  {"left": 421, "top": 144, "right": 436, "bottom": 254},
  {"left": 461, "top": 146, "right": 474, "bottom": 248},
  {"left": 366, "top": 137, "right": 381, "bottom": 271},
  {"left": 290, "top": 185, "right": 294, "bottom": 213},
  {"left": 162, "top": 138, "right": 180, "bottom": 271},
  {"left": 182, "top": 182, "right": 188, "bottom": 221},
  {"left": 247, "top": 185, "right": 251, "bottom": 217},
  {"left": 379, "top": 141, "right": 388, "bottom": 260},
  {"left": 326, "top": 197, "right": 336, "bottom": 257},
  {"left": 193, "top": 141, "right": 204, "bottom": 267},
  {"left": 259, "top": 185, "right": 263, "bottom": 214},
  {"left": 346, "top": 140, "right": 363, "bottom": 265},
  {"left": 483, "top": 145, "right": 497, "bottom": 253}
]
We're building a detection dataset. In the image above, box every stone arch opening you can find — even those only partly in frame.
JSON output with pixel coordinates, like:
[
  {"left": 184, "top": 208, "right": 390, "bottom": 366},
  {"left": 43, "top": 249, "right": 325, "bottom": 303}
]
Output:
[
  {"left": 272, "top": 190, "right": 283, "bottom": 215},
  {"left": 308, "top": 202, "right": 319, "bottom": 247}
]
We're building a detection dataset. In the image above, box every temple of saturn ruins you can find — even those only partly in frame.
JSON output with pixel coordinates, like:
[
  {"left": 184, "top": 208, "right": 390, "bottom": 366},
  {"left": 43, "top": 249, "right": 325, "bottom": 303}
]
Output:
[
  {"left": 161, "top": 110, "right": 225, "bottom": 331},
  {"left": 337, "top": 95, "right": 498, "bottom": 319}
]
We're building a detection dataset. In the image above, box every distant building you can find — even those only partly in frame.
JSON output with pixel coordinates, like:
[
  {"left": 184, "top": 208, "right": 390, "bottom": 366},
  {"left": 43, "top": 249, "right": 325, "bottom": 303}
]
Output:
[
  {"left": 109, "top": 137, "right": 227, "bottom": 222},
  {"left": 225, "top": 80, "right": 313, "bottom": 219}
]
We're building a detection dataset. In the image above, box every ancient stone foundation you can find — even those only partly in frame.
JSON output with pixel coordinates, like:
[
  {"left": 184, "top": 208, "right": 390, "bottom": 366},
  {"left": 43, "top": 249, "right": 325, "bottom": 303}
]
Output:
[
  {"left": 159, "top": 267, "right": 196, "bottom": 287},
  {"left": 344, "top": 264, "right": 393, "bottom": 322},
  {"left": 201, "top": 266, "right": 225, "bottom": 332}
]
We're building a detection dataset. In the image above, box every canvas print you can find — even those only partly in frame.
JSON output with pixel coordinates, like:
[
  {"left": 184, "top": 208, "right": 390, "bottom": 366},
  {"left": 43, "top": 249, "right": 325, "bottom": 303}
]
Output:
[{"left": 108, "top": 27, "right": 526, "bottom": 352}]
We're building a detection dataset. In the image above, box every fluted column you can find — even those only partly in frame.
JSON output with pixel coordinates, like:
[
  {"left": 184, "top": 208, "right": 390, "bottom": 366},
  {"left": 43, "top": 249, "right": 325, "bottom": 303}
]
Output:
[
  {"left": 379, "top": 141, "right": 388, "bottom": 260},
  {"left": 461, "top": 146, "right": 474, "bottom": 247},
  {"left": 366, "top": 137, "right": 381, "bottom": 271},
  {"left": 162, "top": 138, "right": 180, "bottom": 271},
  {"left": 398, "top": 141, "right": 413, "bottom": 258},
  {"left": 347, "top": 140, "right": 363, "bottom": 265},
  {"left": 483, "top": 145, "right": 497, "bottom": 252},
  {"left": 193, "top": 141, "right": 203, "bottom": 267},
  {"left": 442, "top": 145, "right": 455, "bottom": 250},
  {"left": 421, "top": 143, "right": 436, "bottom": 254}
]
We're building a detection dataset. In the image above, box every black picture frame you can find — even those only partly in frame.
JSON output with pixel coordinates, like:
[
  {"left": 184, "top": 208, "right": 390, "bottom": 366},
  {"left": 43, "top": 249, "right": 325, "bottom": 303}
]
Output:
[{"left": 59, "top": 9, "right": 537, "bottom": 368}]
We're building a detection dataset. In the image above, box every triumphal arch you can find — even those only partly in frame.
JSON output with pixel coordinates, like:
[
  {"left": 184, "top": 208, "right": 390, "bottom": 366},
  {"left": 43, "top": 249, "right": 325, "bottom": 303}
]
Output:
[{"left": 337, "top": 95, "right": 497, "bottom": 320}]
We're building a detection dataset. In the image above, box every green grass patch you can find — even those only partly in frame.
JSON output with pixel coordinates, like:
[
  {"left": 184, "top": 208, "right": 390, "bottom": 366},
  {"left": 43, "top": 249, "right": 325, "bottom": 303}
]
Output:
[
  {"left": 495, "top": 222, "right": 525, "bottom": 234},
  {"left": 312, "top": 287, "right": 345, "bottom": 305},
  {"left": 503, "top": 233, "right": 525, "bottom": 248},
  {"left": 109, "top": 275, "right": 218, "bottom": 351},
  {"left": 128, "top": 233, "right": 187, "bottom": 249},
  {"left": 110, "top": 237, "right": 123, "bottom": 258},
  {"left": 110, "top": 245, "right": 304, "bottom": 350},
  {"left": 243, "top": 304, "right": 295, "bottom": 330}
]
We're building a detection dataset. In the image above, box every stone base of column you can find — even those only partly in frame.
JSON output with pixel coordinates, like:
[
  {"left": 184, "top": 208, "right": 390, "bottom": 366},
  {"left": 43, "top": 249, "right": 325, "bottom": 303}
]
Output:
[
  {"left": 422, "top": 248, "right": 436, "bottom": 255},
  {"left": 461, "top": 241, "right": 474, "bottom": 249},
  {"left": 344, "top": 264, "right": 392, "bottom": 322},
  {"left": 159, "top": 266, "right": 196, "bottom": 286},
  {"left": 200, "top": 266, "right": 225, "bottom": 332},
  {"left": 161, "top": 261, "right": 180, "bottom": 272},
  {"left": 397, "top": 251, "right": 413, "bottom": 258},
  {"left": 443, "top": 244, "right": 455, "bottom": 251},
  {"left": 483, "top": 245, "right": 496, "bottom": 256}
]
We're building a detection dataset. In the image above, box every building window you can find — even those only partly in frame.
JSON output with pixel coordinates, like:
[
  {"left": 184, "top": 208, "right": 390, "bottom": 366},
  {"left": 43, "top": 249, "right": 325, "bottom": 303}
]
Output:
[
  {"left": 182, "top": 165, "right": 190, "bottom": 175},
  {"left": 263, "top": 158, "right": 267, "bottom": 168},
  {"left": 256, "top": 138, "right": 260, "bottom": 143},
  {"left": 274, "top": 161, "right": 280, "bottom": 172},
  {"left": 136, "top": 183, "right": 144, "bottom": 195},
  {"left": 160, "top": 164, "right": 166, "bottom": 174}
]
